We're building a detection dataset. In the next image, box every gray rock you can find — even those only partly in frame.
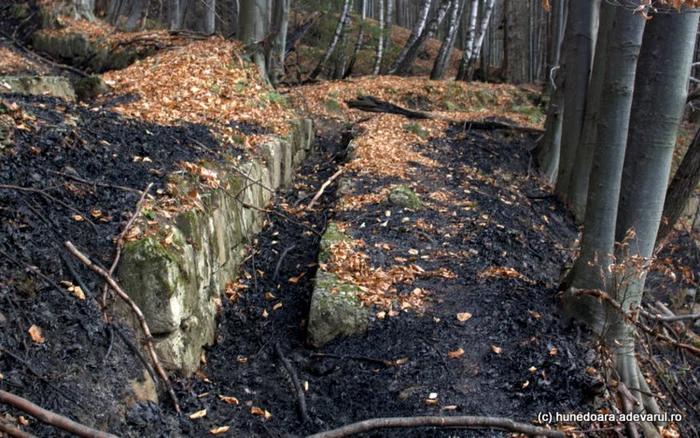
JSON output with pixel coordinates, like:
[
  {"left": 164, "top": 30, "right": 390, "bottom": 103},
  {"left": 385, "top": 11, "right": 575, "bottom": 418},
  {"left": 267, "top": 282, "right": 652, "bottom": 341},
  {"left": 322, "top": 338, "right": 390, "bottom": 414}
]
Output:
[
  {"left": 387, "top": 185, "right": 423, "bottom": 210},
  {"left": 0, "top": 76, "right": 75, "bottom": 100}
]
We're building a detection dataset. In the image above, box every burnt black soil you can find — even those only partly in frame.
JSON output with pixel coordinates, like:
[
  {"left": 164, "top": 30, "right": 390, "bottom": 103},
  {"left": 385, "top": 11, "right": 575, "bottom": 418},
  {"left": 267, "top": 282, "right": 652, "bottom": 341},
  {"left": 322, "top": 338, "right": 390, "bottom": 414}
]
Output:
[{"left": 1, "top": 71, "right": 699, "bottom": 438}]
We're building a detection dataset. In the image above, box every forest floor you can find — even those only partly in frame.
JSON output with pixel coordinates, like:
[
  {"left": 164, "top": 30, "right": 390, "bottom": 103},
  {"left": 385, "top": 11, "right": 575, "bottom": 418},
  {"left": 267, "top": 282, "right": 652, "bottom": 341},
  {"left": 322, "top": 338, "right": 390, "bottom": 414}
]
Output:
[{"left": 0, "top": 6, "right": 699, "bottom": 438}]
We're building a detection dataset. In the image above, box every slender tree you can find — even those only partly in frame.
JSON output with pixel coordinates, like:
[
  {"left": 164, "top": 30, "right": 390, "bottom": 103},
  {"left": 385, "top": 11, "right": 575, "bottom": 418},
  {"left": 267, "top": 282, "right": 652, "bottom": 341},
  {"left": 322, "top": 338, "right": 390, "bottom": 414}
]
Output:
[
  {"left": 455, "top": 0, "right": 478, "bottom": 80},
  {"left": 387, "top": 0, "right": 432, "bottom": 74},
  {"left": 344, "top": 0, "right": 367, "bottom": 78},
  {"left": 372, "top": 0, "right": 385, "bottom": 75},
  {"left": 392, "top": 0, "right": 452, "bottom": 76},
  {"left": 565, "top": 2, "right": 614, "bottom": 222},
  {"left": 430, "top": 0, "right": 464, "bottom": 80},
  {"left": 556, "top": 0, "right": 599, "bottom": 202},
  {"left": 309, "top": 0, "right": 353, "bottom": 80},
  {"left": 240, "top": 0, "right": 269, "bottom": 83},
  {"left": 334, "top": 7, "right": 353, "bottom": 79},
  {"left": 455, "top": 0, "right": 496, "bottom": 82},
  {"left": 204, "top": 0, "right": 216, "bottom": 34}
]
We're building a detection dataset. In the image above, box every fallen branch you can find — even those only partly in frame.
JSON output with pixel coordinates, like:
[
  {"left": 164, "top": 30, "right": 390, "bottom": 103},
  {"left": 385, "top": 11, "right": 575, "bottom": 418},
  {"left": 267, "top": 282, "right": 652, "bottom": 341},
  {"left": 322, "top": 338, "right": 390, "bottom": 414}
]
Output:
[
  {"left": 0, "top": 420, "right": 37, "bottom": 438},
  {"left": 572, "top": 288, "right": 700, "bottom": 355},
  {"left": 305, "top": 415, "right": 566, "bottom": 438},
  {"left": 101, "top": 183, "right": 153, "bottom": 311},
  {"left": 312, "top": 353, "right": 395, "bottom": 367},
  {"left": 307, "top": 169, "right": 343, "bottom": 210},
  {"left": 345, "top": 96, "right": 544, "bottom": 134},
  {"left": 0, "top": 390, "right": 117, "bottom": 438},
  {"left": 64, "top": 241, "right": 181, "bottom": 414},
  {"left": 617, "top": 383, "right": 640, "bottom": 438},
  {"left": 274, "top": 341, "right": 311, "bottom": 424},
  {"left": 49, "top": 171, "right": 145, "bottom": 195}
]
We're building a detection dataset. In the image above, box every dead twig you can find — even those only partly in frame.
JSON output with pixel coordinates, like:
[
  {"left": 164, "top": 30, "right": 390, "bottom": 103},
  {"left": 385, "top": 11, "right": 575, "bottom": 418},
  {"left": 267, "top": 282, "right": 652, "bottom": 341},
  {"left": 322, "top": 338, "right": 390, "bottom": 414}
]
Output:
[
  {"left": 572, "top": 288, "right": 700, "bottom": 355},
  {"left": 0, "top": 184, "right": 97, "bottom": 232},
  {"left": 311, "top": 353, "right": 395, "bottom": 367},
  {"left": 273, "top": 245, "right": 296, "bottom": 281},
  {"left": 64, "top": 241, "right": 181, "bottom": 414},
  {"left": 0, "top": 249, "right": 65, "bottom": 297},
  {"left": 0, "top": 420, "right": 38, "bottom": 438},
  {"left": 49, "top": 171, "right": 145, "bottom": 195},
  {"left": 305, "top": 415, "right": 566, "bottom": 438},
  {"left": 0, "top": 390, "right": 116, "bottom": 438},
  {"left": 274, "top": 341, "right": 311, "bottom": 424},
  {"left": 101, "top": 183, "right": 153, "bottom": 311},
  {"left": 307, "top": 169, "right": 343, "bottom": 210},
  {"left": 617, "top": 383, "right": 640, "bottom": 438}
]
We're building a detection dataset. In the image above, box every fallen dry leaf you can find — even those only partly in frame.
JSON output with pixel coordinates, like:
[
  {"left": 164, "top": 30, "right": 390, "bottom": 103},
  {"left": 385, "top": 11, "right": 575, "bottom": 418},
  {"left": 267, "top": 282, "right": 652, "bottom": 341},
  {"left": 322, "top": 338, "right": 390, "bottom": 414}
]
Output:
[
  {"left": 456, "top": 312, "right": 472, "bottom": 322},
  {"left": 490, "top": 345, "right": 502, "bottom": 354},
  {"left": 218, "top": 395, "right": 239, "bottom": 405},
  {"left": 28, "top": 325, "right": 45, "bottom": 344},
  {"left": 210, "top": 426, "right": 230, "bottom": 435},
  {"left": 188, "top": 409, "right": 207, "bottom": 419},
  {"left": 447, "top": 348, "right": 464, "bottom": 358}
]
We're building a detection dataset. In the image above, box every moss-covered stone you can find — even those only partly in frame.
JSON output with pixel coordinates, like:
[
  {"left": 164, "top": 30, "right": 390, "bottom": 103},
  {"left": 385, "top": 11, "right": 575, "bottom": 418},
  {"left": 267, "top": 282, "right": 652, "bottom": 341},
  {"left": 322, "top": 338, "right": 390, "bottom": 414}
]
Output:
[
  {"left": 387, "top": 185, "right": 423, "bottom": 210},
  {"left": 307, "top": 271, "right": 369, "bottom": 348},
  {"left": 319, "top": 222, "right": 349, "bottom": 263},
  {"left": 0, "top": 76, "right": 75, "bottom": 100},
  {"left": 74, "top": 75, "right": 108, "bottom": 101}
]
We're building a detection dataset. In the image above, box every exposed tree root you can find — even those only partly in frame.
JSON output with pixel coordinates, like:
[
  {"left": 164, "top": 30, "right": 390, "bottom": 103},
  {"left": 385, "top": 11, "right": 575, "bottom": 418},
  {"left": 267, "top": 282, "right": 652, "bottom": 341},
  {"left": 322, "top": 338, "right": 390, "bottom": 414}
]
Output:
[
  {"left": 305, "top": 415, "right": 566, "bottom": 438},
  {"left": 0, "top": 390, "right": 117, "bottom": 438}
]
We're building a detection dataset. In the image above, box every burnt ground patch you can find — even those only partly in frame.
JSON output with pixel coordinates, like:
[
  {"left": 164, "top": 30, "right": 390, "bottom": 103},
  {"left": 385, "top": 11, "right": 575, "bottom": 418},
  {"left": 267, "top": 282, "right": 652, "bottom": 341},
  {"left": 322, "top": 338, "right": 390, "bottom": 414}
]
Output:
[{"left": 0, "top": 91, "right": 698, "bottom": 438}]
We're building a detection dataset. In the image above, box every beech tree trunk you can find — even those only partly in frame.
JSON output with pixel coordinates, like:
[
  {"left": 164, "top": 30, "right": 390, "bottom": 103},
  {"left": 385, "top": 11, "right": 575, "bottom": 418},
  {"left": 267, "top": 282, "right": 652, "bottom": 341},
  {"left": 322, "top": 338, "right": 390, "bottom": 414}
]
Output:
[
  {"left": 613, "top": 9, "right": 697, "bottom": 420},
  {"left": 566, "top": 1, "right": 613, "bottom": 221},
  {"left": 392, "top": 0, "right": 451, "bottom": 76},
  {"left": 430, "top": 0, "right": 464, "bottom": 80},
  {"left": 543, "top": 0, "right": 565, "bottom": 94},
  {"left": 203, "top": 0, "right": 216, "bottom": 34},
  {"left": 556, "top": 0, "right": 599, "bottom": 203},
  {"left": 241, "top": 0, "right": 269, "bottom": 83},
  {"left": 334, "top": 7, "right": 352, "bottom": 79},
  {"left": 455, "top": 0, "right": 478, "bottom": 81},
  {"left": 65, "top": 0, "right": 97, "bottom": 22},
  {"left": 310, "top": 0, "right": 353, "bottom": 80},
  {"left": 387, "top": 0, "right": 432, "bottom": 74},
  {"left": 170, "top": 0, "right": 185, "bottom": 30}
]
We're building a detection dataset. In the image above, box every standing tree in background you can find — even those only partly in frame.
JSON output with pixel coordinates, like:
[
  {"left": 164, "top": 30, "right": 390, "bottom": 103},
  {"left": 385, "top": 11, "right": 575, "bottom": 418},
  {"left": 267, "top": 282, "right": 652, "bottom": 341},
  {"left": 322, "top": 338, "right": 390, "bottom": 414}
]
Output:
[
  {"left": 309, "top": 0, "right": 353, "bottom": 80},
  {"left": 372, "top": 0, "right": 385, "bottom": 75},
  {"left": 240, "top": 0, "right": 269, "bottom": 83},
  {"left": 455, "top": 0, "right": 496, "bottom": 82},
  {"left": 430, "top": 0, "right": 464, "bottom": 80},
  {"left": 556, "top": 0, "right": 599, "bottom": 202},
  {"left": 203, "top": 0, "right": 216, "bottom": 35},
  {"left": 392, "top": 0, "right": 452, "bottom": 76},
  {"left": 387, "top": 0, "right": 432, "bottom": 74},
  {"left": 344, "top": 0, "right": 367, "bottom": 78}
]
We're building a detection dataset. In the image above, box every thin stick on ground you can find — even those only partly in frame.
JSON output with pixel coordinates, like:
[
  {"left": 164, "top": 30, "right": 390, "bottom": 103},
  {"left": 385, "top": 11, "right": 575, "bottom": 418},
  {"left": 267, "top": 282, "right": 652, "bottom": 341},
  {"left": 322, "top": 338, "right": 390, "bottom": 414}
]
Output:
[
  {"left": 101, "top": 183, "right": 153, "bottom": 311},
  {"left": 307, "top": 169, "right": 343, "bottom": 210},
  {"left": 572, "top": 288, "right": 700, "bottom": 355},
  {"left": 0, "top": 420, "right": 37, "bottom": 438},
  {"left": 312, "top": 352, "right": 395, "bottom": 367},
  {"left": 48, "top": 171, "right": 145, "bottom": 195},
  {"left": 64, "top": 241, "right": 181, "bottom": 414},
  {"left": 0, "top": 185, "right": 97, "bottom": 232},
  {"left": 0, "top": 390, "right": 117, "bottom": 438},
  {"left": 305, "top": 415, "right": 567, "bottom": 438},
  {"left": 274, "top": 341, "right": 312, "bottom": 424}
]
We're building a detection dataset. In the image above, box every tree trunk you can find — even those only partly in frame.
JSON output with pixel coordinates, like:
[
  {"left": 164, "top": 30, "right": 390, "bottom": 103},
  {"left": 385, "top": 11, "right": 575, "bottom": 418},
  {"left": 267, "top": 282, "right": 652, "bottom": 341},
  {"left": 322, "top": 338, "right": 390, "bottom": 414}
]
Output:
[
  {"left": 566, "top": 1, "right": 613, "bottom": 222},
  {"left": 536, "top": 67, "right": 564, "bottom": 184},
  {"left": 334, "top": 9, "right": 352, "bottom": 79},
  {"left": 459, "top": 0, "right": 496, "bottom": 82},
  {"left": 561, "top": 4, "right": 646, "bottom": 332},
  {"left": 204, "top": 0, "right": 216, "bottom": 34},
  {"left": 372, "top": 0, "right": 385, "bottom": 75},
  {"left": 387, "top": 0, "right": 432, "bottom": 74},
  {"left": 392, "top": 0, "right": 451, "bottom": 76},
  {"left": 613, "top": 8, "right": 697, "bottom": 420},
  {"left": 309, "top": 0, "right": 353, "bottom": 80},
  {"left": 124, "top": 0, "right": 144, "bottom": 30},
  {"left": 556, "top": 0, "right": 599, "bottom": 203},
  {"left": 657, "top": 128, "right": 700, "bottom": 243},
  {"left": 543, "top": 0, "right": 565, "bottom": 94},
  {"left": 170, "top": 0, "right": 185, "bottom": 30},
  {"left": 65, "top": 0, "right": 97, "bottom": 22},
  {"left": 430, "top": 0, "right": 464, "bottom": 80},
  {"left": 240, "top": 0, "right": 269, "bottom": 83},
  {"left": 396, "top": 0, "right": 405, "bottom": 27},
  {"left": 502, "top": 0, "right": 529, "bottom": 83},
  {"left": 268, "top": 0, "right": 289, "bottom": 86},
  {"left": 345, "top": 0, "right": 367, "bottom": 78},
  {"left": 455, "top": 0, "right": 478, "bottom": 81}
]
